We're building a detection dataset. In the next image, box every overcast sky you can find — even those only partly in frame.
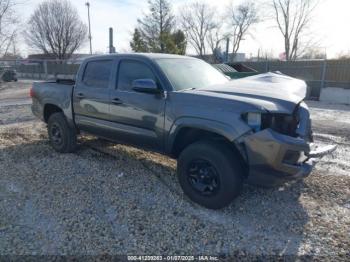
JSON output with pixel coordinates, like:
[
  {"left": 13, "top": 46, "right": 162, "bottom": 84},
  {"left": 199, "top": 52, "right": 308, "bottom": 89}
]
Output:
[{"left": 19, "top": 0, "right": 350, "bottom": 58}]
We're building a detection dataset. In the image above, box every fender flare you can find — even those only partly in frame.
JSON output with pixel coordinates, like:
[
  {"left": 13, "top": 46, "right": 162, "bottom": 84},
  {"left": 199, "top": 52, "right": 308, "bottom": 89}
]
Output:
[
  {"left": 166, "top": 117, "right": 244, "bottom": 154},
  {"left": 42, "top": 99, "right": 75, "bottom": 128}
]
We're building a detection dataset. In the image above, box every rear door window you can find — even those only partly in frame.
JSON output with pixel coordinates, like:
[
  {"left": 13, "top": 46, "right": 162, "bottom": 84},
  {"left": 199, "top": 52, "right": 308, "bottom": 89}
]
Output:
[{"left": 83, "top": 60, "right": 113, "bottom": 88}]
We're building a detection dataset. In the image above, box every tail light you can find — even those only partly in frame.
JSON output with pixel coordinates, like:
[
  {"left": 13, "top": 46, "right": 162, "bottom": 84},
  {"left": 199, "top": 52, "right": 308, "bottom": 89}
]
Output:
[{"left": 29, "top": 86, "right": 34, "bottom": 98}]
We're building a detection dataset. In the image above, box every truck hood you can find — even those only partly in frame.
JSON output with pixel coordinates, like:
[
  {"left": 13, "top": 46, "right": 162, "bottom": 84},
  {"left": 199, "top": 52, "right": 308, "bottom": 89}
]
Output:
[{"left": 193, "top": 72, "right": 307, "bottom": 113}]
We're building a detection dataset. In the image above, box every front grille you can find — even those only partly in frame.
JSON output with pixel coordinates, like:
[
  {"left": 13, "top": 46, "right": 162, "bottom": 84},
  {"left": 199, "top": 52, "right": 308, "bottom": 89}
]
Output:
[
  {"left": 260, "top": 102, "right": 313, "bottom": 141},
  {"left": 261, "top": 113, "right": 299, "bottom": 137}
]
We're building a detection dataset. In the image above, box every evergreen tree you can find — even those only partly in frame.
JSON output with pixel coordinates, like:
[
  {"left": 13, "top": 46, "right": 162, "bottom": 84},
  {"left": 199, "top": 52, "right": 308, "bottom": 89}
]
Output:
[
  {"left": 130, "top": 29, "right": 148, "bottom": 52},
  {"left": 130, "top": 0, "right": 186, "bottom": 54},
  {"left": 171, "top": 30, "right": 187, "bottom": 55}
]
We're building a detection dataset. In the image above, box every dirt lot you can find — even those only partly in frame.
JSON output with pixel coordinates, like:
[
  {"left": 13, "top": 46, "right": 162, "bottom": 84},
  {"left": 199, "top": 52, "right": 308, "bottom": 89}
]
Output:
[{"left": 0, "top": 80, "right": 349, "bottom": 259}]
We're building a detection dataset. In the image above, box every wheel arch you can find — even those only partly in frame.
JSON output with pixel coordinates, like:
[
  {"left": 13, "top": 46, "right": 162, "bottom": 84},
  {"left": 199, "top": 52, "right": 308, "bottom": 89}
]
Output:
[
  {"left": 43, "top": 104, "right": 63, "bottom": 123},
  {"left": 167, "top": 118, "right": 245, "bottom": 162}
]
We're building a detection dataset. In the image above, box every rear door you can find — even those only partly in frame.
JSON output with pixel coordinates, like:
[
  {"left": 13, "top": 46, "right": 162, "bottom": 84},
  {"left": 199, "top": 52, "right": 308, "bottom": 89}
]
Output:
[
  {"left": 73, "top": 59, "right": 114, "bottom": 135},
  {"left": 108, "top": 58, "right": 166, "bottom": 151}
]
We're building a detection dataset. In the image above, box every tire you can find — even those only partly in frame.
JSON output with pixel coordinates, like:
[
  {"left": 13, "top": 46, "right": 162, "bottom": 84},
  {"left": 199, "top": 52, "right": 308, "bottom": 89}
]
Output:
[
  {"left": 47, "top": 112, "right": 77, "bottom": 153},
  {"left": 177, "top": 140, "right": 244, "bottom": 209}
]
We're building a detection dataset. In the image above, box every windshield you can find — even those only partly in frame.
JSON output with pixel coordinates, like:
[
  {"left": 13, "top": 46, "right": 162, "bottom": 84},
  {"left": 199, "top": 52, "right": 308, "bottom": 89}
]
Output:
[{"left": 156, "top": 58, "right": 229, "bottom": 91}]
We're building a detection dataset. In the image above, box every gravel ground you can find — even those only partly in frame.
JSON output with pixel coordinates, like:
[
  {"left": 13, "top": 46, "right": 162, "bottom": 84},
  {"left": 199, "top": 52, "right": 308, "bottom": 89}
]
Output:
[{"left": 0, "top": 80, "right": 349, "bottom": 259}]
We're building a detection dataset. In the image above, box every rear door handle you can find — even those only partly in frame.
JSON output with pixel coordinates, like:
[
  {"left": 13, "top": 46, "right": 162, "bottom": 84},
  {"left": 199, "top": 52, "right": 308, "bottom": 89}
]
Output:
[
  {"left": 111, "top": 97, "right": 123, "bottom": 105},
  {"left": 76, "top": 93, "right": 85, "bottom": 99}
]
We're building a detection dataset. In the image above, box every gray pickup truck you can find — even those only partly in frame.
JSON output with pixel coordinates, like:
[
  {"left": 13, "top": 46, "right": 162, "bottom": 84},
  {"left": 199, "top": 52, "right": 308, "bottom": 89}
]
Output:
[{"left": 31, "top": 53, "right": 336, "bottom": 209}]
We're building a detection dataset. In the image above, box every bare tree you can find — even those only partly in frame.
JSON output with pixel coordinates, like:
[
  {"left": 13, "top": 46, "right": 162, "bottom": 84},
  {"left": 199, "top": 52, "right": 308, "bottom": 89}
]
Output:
[
  {"left": 336, "top": 50, "right": 350, "bottom": 60},
  {"left": 206, "top": 20, "right": 227, "bottom": 55},
  {"left": 0, "top": 0, "right": 19, "bottom": 56},
  {"left": 227, "top": 1, "right": 259, "bottom": 58},
  {"left": 206, "top": 20, "right": 229, "bottom": 63},
  {"left": 25, "top": 0, "right": 87, "bottom": 59},
  {"left": 180, "top": 2, "right": 216, "bottom": 57},
  {"left": 272, "top": 0, "right": 318, "bottom": 61},
  {"left": 300, "top": 47, "right": 326, "bottom": 59}
]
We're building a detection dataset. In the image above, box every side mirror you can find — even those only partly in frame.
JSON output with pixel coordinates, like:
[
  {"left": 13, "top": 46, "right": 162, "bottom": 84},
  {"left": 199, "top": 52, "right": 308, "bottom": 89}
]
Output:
[{"left": 132, "top": 79, "right": 161, "bottom": 94}]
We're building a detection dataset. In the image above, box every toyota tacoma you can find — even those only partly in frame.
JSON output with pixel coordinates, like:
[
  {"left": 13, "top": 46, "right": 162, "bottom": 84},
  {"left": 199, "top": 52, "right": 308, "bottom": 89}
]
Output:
[{"left": 30, "top": 54, "right": 336, "bottom": 209}]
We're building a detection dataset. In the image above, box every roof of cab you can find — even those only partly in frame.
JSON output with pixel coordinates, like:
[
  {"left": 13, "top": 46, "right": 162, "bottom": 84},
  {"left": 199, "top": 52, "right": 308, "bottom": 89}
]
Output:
[{"left": 83, "top": 53, "right": 197, "bottom": 62}]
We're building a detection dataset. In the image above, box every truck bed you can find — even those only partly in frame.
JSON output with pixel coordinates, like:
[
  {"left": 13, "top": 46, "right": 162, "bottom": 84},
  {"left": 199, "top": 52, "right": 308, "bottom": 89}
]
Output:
[{"left": 31, "top": 80, "right": 75, "bottom": 124}]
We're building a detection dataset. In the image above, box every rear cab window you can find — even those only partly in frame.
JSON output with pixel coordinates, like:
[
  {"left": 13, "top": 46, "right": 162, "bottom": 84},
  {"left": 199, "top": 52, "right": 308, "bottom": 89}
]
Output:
[{"left": 83, "top": 60, "right": 113, "bottom": 88}]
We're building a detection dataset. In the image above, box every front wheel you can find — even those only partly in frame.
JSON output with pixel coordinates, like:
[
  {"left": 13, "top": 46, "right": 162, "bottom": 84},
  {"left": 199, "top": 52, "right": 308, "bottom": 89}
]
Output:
[
  {"left": 47, "top": 112, "right": 77, "bottom": 153},
  {"left": 177, "top": 141, "right": 244, "bottom": 209}
]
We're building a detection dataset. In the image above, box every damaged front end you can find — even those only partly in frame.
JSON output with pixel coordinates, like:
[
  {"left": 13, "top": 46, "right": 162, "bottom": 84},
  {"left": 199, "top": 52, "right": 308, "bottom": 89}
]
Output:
[{"left": 238, "top": 102, "right": 336, "bottom": 186}]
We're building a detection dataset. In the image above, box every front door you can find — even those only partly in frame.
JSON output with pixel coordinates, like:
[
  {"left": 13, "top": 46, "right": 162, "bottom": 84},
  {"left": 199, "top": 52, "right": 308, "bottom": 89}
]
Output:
[{"left": 109, "top": 59, "right": 166, "bottom": 151}]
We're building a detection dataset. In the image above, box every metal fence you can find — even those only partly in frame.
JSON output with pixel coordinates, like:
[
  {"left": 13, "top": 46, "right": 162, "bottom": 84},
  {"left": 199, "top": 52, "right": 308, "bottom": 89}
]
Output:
[
  {"left": 1, "top": 58, "right": 350, "bottom": 99},
  {"left": 244, "top": 59, "right": 350, "bottom": 98},
  {"left": 0, "top": 59, "right": 79, "bottom": 80}
]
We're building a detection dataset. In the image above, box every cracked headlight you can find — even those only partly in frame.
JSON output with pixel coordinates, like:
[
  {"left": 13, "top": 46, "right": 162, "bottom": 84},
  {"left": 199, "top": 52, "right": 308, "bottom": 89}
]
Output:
[{"left": 242, "top": 112, "right": 261, "bottom": 132}]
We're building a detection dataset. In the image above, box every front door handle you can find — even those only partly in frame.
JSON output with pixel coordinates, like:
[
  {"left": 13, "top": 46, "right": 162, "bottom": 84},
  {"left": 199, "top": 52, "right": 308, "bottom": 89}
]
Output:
[
  {"left": 111, "top": 97, "right": 123, "bottom": 105},
  {"left": 76, "top": 93, "right": 85, "bottom": 99}
]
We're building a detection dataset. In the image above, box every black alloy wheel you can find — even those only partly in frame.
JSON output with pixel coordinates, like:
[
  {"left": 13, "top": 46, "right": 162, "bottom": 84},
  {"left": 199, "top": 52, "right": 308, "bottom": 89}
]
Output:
[
  {"left": 187, "top": 159, "right": 220, "bottom": 196},
  {"left": 177, "top": 140, "right": 244, "bottom": 209},
  {"left": 47, "top": 112, "right": 77, "bottom": 153},
  {"left": 50, "top": 123, "right": 63, "bottom": 146}
]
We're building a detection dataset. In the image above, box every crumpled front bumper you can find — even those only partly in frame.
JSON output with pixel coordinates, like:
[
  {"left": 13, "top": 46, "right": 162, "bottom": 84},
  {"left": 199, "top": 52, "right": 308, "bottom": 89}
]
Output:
[{"left": 242, "top": 128, "right": 336, "bottom": 187}]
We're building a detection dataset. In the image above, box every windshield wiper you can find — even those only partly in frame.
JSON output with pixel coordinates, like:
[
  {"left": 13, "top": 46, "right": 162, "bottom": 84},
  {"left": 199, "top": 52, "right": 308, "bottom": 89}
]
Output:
[{"left": 180, "top": 87, "right": 197, "bottom": 92}]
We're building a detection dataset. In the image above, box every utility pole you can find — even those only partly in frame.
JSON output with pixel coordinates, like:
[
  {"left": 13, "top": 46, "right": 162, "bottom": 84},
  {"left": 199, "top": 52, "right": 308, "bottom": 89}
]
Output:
[
  {"left": 86, "top": 2, "right": 92, "bottom": 55},
  {"left": 109, "top": 28, "right": 116, "bottom": 54}
]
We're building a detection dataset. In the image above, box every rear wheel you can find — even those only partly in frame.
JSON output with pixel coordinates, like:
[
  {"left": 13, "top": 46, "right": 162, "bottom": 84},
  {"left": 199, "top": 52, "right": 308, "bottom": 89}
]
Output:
[
  {"left": 177, "top": 140, "right": 244, "bottom": 209},
  {"left": 47, "top": 112, "right": 77, "bottom": 153}
]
